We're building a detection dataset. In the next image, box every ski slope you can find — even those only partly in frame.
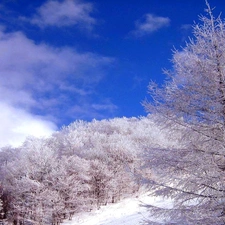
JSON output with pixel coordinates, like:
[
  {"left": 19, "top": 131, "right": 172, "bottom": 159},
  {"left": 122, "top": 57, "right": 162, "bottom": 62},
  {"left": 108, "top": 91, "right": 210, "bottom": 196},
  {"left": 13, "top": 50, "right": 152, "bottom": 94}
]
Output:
[{"left": 63, "top": 193, "right": 173, "bottom": 225}]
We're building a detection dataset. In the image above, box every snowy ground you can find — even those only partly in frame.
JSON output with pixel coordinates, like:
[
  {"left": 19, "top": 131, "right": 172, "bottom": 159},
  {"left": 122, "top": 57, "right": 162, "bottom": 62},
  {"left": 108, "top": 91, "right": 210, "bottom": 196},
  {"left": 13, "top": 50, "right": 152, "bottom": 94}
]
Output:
[{"left": 63, "top": 193, "right": 173, "bottom": 225}]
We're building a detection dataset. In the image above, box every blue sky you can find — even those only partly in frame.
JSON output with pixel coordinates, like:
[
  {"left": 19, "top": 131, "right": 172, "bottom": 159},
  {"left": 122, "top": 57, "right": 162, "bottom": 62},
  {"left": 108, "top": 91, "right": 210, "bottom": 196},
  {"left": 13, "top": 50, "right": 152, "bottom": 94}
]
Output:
[{"left": 0, "top": 0, "right": 224, "bottom": 146}]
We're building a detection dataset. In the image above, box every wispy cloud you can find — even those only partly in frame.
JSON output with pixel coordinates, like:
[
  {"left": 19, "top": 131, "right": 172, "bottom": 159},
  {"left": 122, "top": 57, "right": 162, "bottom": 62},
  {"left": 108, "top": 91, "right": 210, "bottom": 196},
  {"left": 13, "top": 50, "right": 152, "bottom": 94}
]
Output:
[
  {"left": 0, "top": 29, "right": 111, "bottom": 99},
  {"left": 0, "top": 28, "right": 114, "bottom": 146},
  {"left": 30, "top": 0, "right": 96, "bottom": 29},
  {"left": 181, "top": 24, "right": 192, "bottom": 31},
  {"left": 180, "top": 24, "right": 192, "bottom": 42},
  {"left": 92, "top": 100, "right": 118, "bottom": 113},
  {"left": 131, "top": 13, "right": 170, "bottom": 37},
  {"left": 67, "top": 100, "right": 118, "bottom": 121}
]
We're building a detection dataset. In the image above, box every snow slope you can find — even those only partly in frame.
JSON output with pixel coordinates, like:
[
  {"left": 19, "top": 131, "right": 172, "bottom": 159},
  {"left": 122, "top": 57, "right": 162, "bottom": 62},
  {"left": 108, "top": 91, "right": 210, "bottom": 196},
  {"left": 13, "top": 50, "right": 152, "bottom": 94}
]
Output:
[{"left": 63, "top": 193, "right": 173, "bottom": 225}]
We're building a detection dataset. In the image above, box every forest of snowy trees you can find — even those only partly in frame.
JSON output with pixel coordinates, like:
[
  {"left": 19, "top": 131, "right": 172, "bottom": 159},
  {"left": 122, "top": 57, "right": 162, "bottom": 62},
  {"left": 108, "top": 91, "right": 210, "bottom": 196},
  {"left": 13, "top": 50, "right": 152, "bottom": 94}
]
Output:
[
  {"left": 0, "top": 116, "right": 177, "bottom": 225},
  {"left": 2, "top": 1, "right": 225, "bottom": 225}
]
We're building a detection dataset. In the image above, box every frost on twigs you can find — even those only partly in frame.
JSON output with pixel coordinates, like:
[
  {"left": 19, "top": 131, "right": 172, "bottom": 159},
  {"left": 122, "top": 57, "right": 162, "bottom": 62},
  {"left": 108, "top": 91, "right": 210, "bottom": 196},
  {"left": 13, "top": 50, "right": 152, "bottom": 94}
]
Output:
[{"left": 143, "top": 2, "right": 225, "bottom": 225}]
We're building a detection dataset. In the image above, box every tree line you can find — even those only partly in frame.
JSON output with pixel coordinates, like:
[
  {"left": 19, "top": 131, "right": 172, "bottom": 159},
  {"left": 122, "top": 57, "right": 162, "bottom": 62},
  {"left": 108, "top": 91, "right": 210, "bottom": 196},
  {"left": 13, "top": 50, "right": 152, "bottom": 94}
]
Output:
[{"left": 0, "top": 116, "right": 173, "bottom": 225}]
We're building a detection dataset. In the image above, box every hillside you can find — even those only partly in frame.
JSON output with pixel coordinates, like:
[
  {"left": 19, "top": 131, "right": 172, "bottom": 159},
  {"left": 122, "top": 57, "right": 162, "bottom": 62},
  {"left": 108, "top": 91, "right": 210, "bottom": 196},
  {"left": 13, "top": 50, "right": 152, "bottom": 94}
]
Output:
[
  {"left": 0, "top": 115, "right": 176, "bottom": 225},
  {"left": 63, "top": 192, "right": 173, "bottom": 225}
]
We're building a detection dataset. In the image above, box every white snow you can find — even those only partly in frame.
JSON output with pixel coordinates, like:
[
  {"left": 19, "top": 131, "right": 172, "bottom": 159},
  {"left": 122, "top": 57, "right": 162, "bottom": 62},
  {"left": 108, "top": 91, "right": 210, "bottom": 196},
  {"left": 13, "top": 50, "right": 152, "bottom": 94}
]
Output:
[{"left": 63, "top": 193, "right": 173, "bottom": 225}]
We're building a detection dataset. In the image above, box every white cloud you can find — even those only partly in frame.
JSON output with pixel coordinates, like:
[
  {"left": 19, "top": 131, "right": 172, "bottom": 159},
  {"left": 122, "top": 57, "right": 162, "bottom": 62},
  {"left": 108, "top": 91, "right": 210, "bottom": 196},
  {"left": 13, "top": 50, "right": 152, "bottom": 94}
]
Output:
[
  {"left": 67, "top": 101, "right": 118, "bottom": 121},
  {"left": 31, "top": 0, "right": 96, "bottom": 29},
  {"left": 0, "top": 103, "right": 56, "bottom": 147},
  {"left": 0, "top": 29, "right": 112, "bottom": 102},
  {"left": 132, "top": 14, "right": 170, "bottom": 37},
  {"left": 0, "top": 28, "right": 114, "bottom": 147},
  {"left": 92, "top": 101, "right": 118, "bottom": 112},
  {"left": 181, "top": 24, "right": 192, "bottom": 31}
]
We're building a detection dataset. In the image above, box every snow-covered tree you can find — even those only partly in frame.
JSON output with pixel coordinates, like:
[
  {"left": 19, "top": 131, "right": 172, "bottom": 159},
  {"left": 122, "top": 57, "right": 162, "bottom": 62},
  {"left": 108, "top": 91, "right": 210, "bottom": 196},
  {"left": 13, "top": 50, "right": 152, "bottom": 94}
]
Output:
[
  {"left": 2, "top": 139, "right": 58, "bottom": 224},
  {"left": 49, "top": 155, "right": 91, "bottom": 220},
  {"left": 0, "top": 195, "right": 3, "bottom": 213},
  {"left": 0, "top": 113, "right": 175, "bottom": 224},
  {"left": 143, "top": 2, "right": 225, "bottom": 224}
]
